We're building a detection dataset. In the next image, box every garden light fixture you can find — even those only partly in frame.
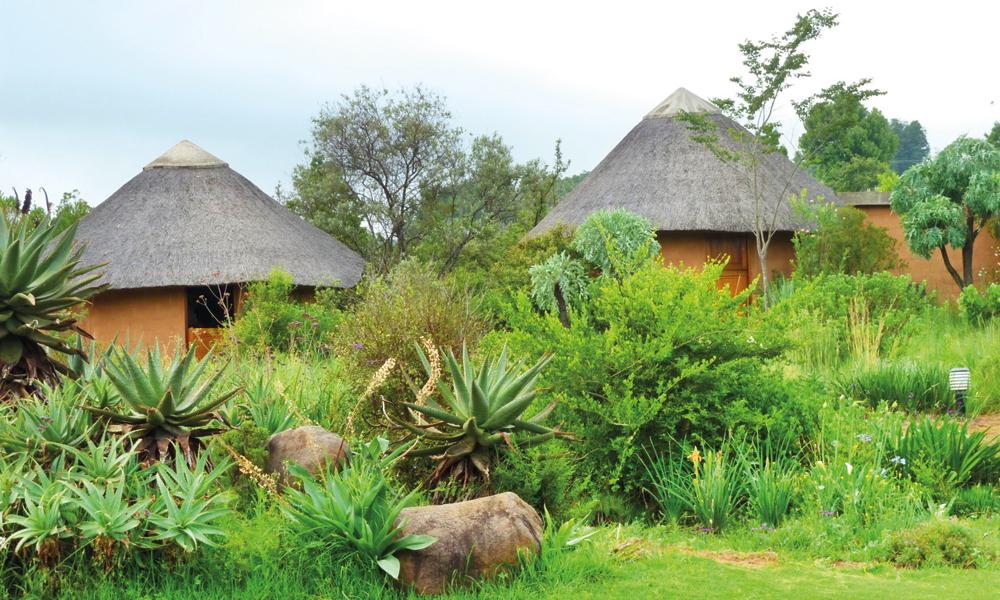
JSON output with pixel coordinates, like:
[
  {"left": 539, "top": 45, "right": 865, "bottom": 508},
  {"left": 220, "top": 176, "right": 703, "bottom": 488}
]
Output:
[{"left": 949, "top": 367, "right": 970, "bottom": 416}]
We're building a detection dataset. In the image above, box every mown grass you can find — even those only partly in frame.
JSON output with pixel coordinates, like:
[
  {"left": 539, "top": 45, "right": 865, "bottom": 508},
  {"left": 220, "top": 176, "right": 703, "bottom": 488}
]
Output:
[{"left": 53, "top": 526, "right": 1000, "bottom": 600}]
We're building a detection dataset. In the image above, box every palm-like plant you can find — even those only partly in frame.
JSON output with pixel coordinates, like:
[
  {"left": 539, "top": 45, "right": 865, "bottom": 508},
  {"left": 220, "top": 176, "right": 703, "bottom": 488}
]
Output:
[
  {"left": 84, "top": 343, "right": 241, "bottom": 467},
  {"left": 0, "top": 215, "right": 108, "bottom": 399},
  {"left": 391, "top": 344, "right": 568, "bottom": 500}
]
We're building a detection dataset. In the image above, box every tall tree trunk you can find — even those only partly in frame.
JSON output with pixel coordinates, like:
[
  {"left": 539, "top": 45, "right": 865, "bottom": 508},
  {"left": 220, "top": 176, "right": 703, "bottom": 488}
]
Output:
[
  {"left": 757, "top": 238, "right": 770, "bottom": 308},
  {"left": 940, "top": 246, "right": 965, "bottom": 290},
  {"left": 554, "top": 283, "right": 571, "bottom": 329}
]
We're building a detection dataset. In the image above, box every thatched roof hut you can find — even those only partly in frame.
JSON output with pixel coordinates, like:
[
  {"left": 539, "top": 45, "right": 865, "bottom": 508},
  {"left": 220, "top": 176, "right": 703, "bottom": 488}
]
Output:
[
  {"left": 77, "top": 140, "right": 364, "bottom": 289},
  {"left": 529, "top": 88, "right": 836, "bottom": 236},
  {"left": 76, "top": 140, "right": 365, "bottom": 354},
  {"left": 529, "top": 88, "right": 837, "bottom": 294}
]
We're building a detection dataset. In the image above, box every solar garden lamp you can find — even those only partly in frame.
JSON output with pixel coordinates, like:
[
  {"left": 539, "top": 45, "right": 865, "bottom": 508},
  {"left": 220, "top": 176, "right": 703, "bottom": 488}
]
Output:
[{"left": 949, "top": 368, "right": 970, "bottom": 416}]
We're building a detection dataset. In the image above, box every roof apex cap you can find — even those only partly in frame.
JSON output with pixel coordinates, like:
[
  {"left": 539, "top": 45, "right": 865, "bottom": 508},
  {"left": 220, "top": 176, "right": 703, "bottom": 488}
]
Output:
[
  {"left": 143, "top": 140, "right": 228, "bottom": 170},
  {"left": 644, "top": 87, "right": 721, "bottom": 120}
]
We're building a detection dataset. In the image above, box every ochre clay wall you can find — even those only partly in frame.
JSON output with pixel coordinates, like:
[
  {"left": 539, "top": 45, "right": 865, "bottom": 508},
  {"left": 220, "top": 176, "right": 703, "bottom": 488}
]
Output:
[
  {"left": 81, "top": 287, "right": 187, "bottom": 352},
  {"left": 843, "top": 192, "right": 1000, "bottom": 302},
  {"left": 656, "top": 230, "right": 795, "bottom": 295}
]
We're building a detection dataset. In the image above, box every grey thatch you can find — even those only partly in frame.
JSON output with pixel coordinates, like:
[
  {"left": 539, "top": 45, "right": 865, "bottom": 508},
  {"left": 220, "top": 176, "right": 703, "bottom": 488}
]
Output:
[
  {"left": 76, "top": 140, "right": 365, "bottom": 289},
  {"left": 528, "top": 88, "right": 837, "bottom": 237}
]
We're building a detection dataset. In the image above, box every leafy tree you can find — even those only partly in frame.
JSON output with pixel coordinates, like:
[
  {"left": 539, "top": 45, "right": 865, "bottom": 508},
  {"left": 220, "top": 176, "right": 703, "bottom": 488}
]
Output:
[
  {"left": 298, "top": 85, "right": 464, "bottom": 274},
  {"left": 890, "top": 136, "right": 1000, "bottom": 290},
  {"left": 890, "top": 119, "right": 930, "bottom": 175},
  {"left": 795, "top": 80, "right": 897, "bottom": 192},
  {"left": 417, "top": 135, "right": 565, "bottom": 273},
  {"left": 679, "top": 8, "right": 839, "bottom": 306},
  {"left": 986, "top": 122, "right": 1000, "bottom": 147},
  {"left": 286, "top": 85, "right": 564, "bottom": 274}
]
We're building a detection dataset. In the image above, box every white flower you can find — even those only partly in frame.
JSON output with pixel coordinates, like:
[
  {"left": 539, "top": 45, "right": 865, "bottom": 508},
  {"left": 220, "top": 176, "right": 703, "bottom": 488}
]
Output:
[{"left": 846, "top": 463, "right": 853, "bottom": 475}]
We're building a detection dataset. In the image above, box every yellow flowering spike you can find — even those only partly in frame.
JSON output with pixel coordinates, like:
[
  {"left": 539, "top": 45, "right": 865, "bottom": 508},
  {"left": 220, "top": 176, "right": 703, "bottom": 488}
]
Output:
[{"left": 687, "top": 447, "right": 702, "bottom": 465}]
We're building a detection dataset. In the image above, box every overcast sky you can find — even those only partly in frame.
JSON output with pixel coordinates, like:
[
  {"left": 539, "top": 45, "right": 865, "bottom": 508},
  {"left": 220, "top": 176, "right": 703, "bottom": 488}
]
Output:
[{"left": 2, "top": 1, "right": 998, "bottom": 206}]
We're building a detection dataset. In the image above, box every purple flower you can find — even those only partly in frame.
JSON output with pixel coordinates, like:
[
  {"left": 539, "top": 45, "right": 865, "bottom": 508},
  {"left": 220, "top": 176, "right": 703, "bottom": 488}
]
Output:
[
  {"left": 352, "top": 343, "right": 364, "bottom": 350},
  {"left": 289, "top": 321, "right": 302, "bottom": 327},
  {"left": 37, "top": 425, "right": 46, "bottom": 432}
]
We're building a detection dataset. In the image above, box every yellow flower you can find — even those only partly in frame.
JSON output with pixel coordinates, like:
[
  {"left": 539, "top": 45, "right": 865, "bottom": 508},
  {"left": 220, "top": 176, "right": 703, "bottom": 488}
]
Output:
[{"left": 688, "top": 448, "right": 702, "bottom": 465}]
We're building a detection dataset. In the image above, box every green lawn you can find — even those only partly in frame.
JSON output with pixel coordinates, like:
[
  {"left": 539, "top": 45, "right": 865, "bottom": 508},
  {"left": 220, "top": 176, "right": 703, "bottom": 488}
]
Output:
[{"left": 58, "top": 545, "right": 998, "bottom": 600}]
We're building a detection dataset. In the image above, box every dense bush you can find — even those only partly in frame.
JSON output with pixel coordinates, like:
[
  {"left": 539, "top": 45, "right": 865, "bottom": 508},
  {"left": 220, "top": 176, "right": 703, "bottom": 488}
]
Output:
[
  {"left": 231, "top": 268, "right": 343, "bottom": 355},
  {"left": 481, "top": 223, "right": 577, "bottom": 297},
  {"left": 791, "top": 197, "right": 905, "bottom": 278},
  {"left": 886, "top": 520, "right": 979, "bottom": 568},
  {"left": 334, "top": 260, "right": 490, "bottom": 423},
  {"left": 775, "top": 271, "right": 932, "bottom": 367},
  {"left": 487, "top": 260, "right": 803, "bottom": 501},
  {"left": 958, "top": 283, "right": 1000, "bottom": 324}
]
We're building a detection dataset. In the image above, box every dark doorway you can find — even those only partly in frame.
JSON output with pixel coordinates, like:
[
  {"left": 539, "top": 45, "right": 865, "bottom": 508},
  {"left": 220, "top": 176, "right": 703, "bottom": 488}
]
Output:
[{"left": 186, "top": 285, "right": 235, "bottom": 329}]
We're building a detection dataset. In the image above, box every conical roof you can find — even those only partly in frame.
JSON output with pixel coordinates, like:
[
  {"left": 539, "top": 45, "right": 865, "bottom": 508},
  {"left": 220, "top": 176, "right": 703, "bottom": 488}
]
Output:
[
  {"left": 529, "top": 88, "right": 837, "bottom": 237},
  {"left": 76, "top": 141, "right": 365, "bottom": 289}
]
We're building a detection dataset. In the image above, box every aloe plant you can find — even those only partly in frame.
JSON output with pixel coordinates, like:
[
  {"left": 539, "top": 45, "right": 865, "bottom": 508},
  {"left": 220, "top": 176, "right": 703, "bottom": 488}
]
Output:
[
  {"left": 148, "top": 451, "right": 232, "bottom": 552},
  {"left": 84, "top": 343, "right": 241, "bottom": 467},
  {"left": 391, "top": 343, "right": 567, "bottom": 500},
  {"left": 0, "top": 215, "right": 108, "bottom": 400},
  {"left": 281, "top": 438, "right": 435, "bottom": 579},
  {"left": 0, "top": 382, "right": 95, "bottom": 455}
]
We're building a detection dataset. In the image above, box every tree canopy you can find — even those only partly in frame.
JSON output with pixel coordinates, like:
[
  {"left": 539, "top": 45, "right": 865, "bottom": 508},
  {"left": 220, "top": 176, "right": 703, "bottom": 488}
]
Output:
[
  {"left": 890, "top": 136, "right": 1000, "bottom": 289},
  {"left": 795, "top": 80, "right": 897, "bottom": 192},
  {"left": 283, "top": 85, "right": 565, "bottom": 275},
  {"left": 889, "top": 119, "right": 930, "bottom": 175}
]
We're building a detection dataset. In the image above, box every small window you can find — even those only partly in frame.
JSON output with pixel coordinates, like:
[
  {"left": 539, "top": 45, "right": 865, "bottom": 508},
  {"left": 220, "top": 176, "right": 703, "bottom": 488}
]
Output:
[{"left": 187, "top": 285, "right": 235, "bottom": 329}]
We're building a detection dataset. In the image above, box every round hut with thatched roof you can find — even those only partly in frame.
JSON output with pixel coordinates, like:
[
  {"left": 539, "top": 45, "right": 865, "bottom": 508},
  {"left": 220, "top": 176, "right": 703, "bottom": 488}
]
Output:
[
  {"left": 76, "top": 140, "right": 365, "bottom": 354},
  {"left": 529, "top": 88, "right": 837, "bottom": 294}
]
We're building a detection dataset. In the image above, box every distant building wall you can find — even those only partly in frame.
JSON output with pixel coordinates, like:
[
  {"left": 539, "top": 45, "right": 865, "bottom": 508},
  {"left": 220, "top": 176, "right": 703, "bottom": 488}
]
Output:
[
  {"left": 842, "top": 192, "right": 1000, "bottom": 301},
  {"left": 82, "top": 287, "right": 187, "bottom": 352}
]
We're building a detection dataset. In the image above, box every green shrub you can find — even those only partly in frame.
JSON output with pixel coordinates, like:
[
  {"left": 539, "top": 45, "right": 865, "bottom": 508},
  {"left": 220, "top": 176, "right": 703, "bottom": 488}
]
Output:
[
  {"left": 645, "top": 445, "right": 742, "bottom": 533},
  {"left": 483, "top": 223, "right": 577, "bottom": 296},
  {"left": 953, "top": 485, "right": 1000, "bottom": 517},
  {"left": 958, "top": 283, "right": 1000, "bottom": 324},
  {"left": 777, "top": 271, "right": 932, "bottom": 367},
  {"left": 281, "top": 438, "right": 435, "bottom": 579},
  {"left": 886, "top": 520, "right": 978, "bottom": 568},
  {"left": 491, "top": 441, "right": 581, "bottom": 523},
  {"left": 212, "top": 421, "right": 272, "bottom": 512},
  {"left": 334, "top": 259, "right": 490, "bottom": 425},
  {"left": 791, "top": 197, "right": 905, "bottom": 278},
  {"left": 489, "top": 260, "right": 799, "bottom": 500},
  {"left": 231, "top": 268, "right": 342, "bottom": 355}
]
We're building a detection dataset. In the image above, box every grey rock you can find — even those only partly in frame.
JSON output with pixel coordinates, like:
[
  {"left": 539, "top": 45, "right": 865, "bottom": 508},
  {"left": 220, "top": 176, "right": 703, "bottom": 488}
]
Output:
[
  {"left": 265, "top": 426, "right": 350, "bottom": 485},
  {"left": 394, "top": 492, "right": 542, "bottom": 595}
]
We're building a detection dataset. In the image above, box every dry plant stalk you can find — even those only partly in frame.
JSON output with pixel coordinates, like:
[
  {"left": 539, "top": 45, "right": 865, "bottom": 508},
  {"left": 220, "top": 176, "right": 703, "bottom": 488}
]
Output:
[
  {"left": 274, "top": 379, "right": 318, "bottom": 427},
  {"left": 847, "top": 296, "right": 886, "bottom": 364},
  {"left": 415, "top": 337, "right": 441, "bottom": 406},
  {"left": 215, "top": 438, "right": 282, "bottom": 502},
  {"left": 347, "top": 357, "right": 398, "bottom": 433}
]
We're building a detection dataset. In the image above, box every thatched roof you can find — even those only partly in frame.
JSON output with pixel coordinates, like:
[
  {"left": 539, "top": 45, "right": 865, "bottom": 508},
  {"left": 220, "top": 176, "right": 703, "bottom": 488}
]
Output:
[
  {"left": 76, "top": 140, "right": 365, "bottom": 289},
  {"left": 529, "top": 88, "right": 838, "bottom": 237}
]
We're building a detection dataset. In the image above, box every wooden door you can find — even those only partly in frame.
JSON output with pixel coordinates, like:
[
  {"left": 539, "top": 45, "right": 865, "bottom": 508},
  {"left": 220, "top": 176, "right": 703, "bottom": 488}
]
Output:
[{"left": 708, "top": 235, "right": 749, "bottom": 296}]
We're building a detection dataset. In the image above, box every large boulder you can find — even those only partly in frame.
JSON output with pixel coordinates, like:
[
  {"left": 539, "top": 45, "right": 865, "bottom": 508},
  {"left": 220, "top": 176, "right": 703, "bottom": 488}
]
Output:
[
  {"left": 265, "top": 426, "right": 350, "bottom": 485},
  {"left": 394, "top": 492, "right": 543, "bottom": 595}
]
